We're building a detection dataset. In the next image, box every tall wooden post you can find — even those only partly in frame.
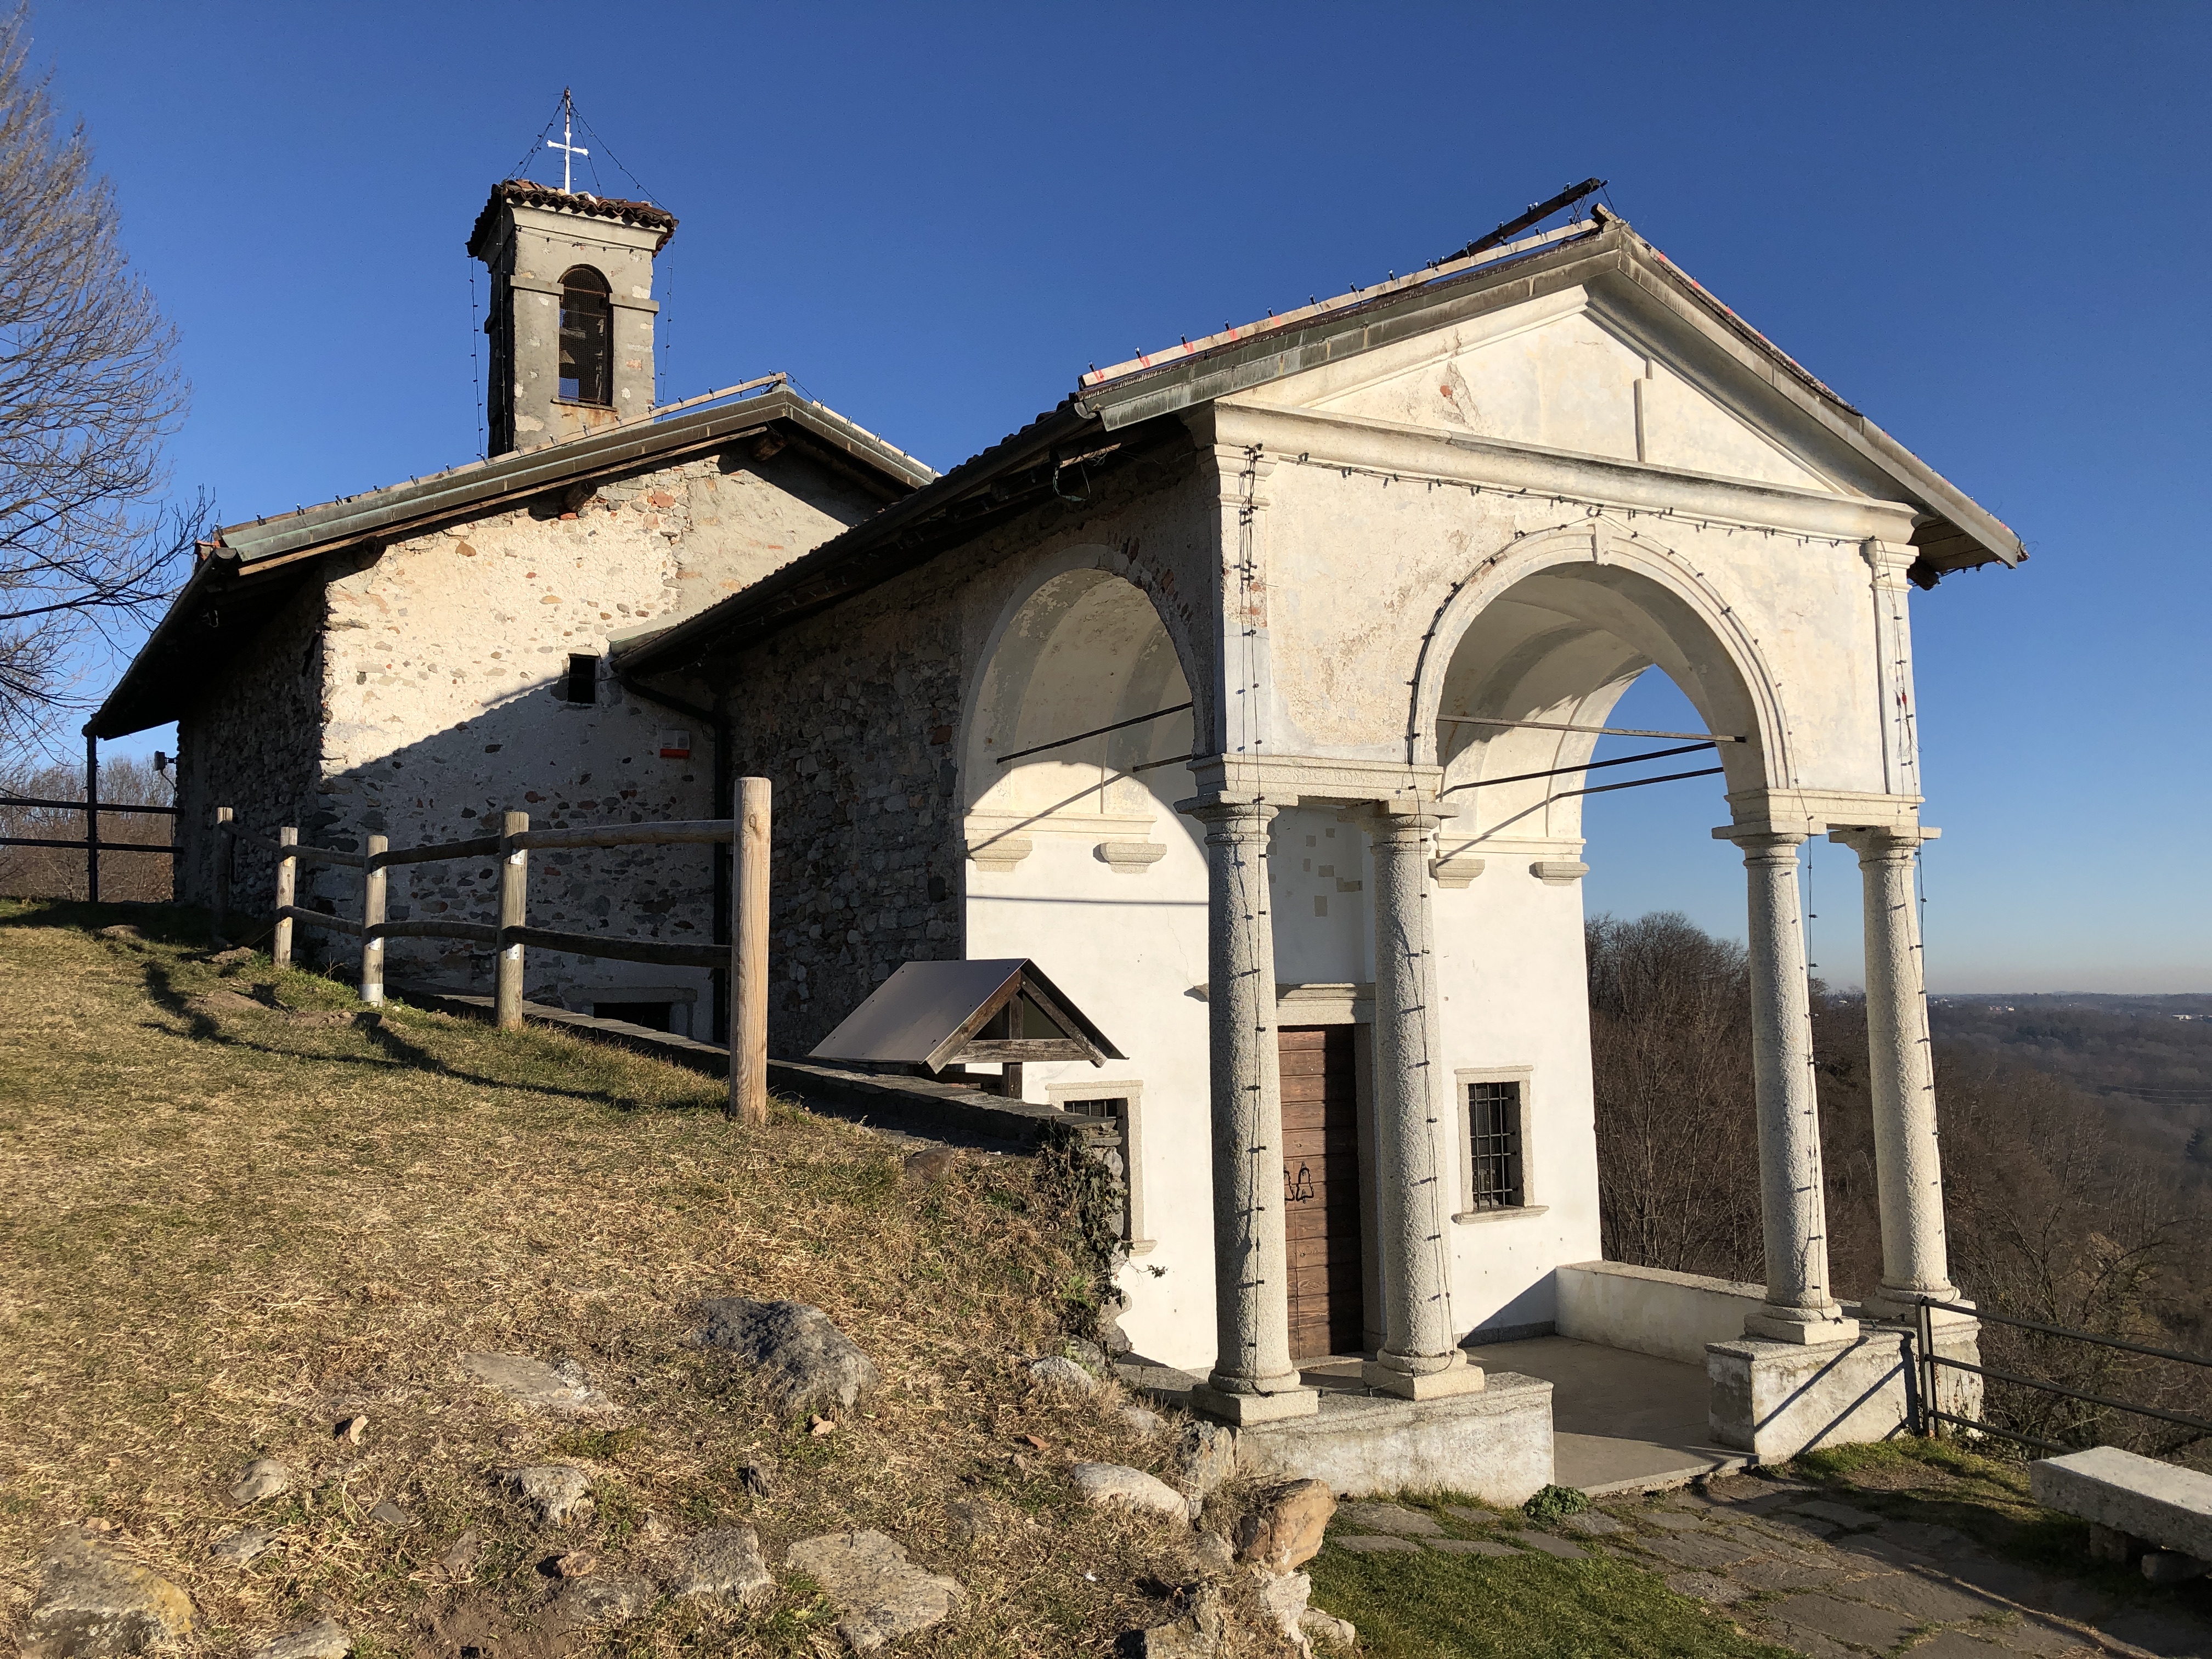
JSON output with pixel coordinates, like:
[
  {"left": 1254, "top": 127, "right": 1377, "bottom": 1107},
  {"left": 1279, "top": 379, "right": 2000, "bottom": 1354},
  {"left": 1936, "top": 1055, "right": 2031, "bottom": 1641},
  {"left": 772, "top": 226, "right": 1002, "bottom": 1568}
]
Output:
[
  {"left": 213, "top": 808, "right": 233, "bottom": 941},
  {"left": 728, "top": 776, "right": 770, "bottom": 1124},
  {"left": 83, "top": 733, "right": 100, "bottom": 905},
  {"left": 272, "top": 828, "right": 298, "bottom": 967},
  {"left": 496, "top": 810, "right": 528, "bottom": 1030},
  {"left": 361, "top": 834, "right": 388, "bottom": 1007}
]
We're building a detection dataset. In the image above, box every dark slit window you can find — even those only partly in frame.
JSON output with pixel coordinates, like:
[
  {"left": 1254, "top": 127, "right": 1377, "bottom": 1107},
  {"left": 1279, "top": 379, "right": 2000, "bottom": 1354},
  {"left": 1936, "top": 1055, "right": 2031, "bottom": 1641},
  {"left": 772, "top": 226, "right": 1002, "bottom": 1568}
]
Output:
[
  {"left": 565, "top": 653, "right": 597, "bottom": 704},
  {"left": 558, "top": 266, "right": 612, "bottom": 405},
  {"left": 1468, "top": 1080, "right": 1525, "bottom": 1209}
]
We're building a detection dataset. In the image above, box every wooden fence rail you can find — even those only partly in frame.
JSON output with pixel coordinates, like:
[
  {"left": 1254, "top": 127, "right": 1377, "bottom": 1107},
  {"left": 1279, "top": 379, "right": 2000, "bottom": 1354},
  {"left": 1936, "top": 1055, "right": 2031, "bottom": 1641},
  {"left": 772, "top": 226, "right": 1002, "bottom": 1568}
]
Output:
[{"left": 215, "top": 781, "right": 772, "bottom": 1122}]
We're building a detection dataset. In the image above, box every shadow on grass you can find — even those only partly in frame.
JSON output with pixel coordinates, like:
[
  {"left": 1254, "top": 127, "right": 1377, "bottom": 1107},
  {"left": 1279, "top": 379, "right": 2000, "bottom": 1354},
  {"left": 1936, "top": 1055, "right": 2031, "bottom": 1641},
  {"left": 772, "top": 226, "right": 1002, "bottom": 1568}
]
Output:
[{"left": 128, "top": 953, "right": 724, "bottom": 1118}]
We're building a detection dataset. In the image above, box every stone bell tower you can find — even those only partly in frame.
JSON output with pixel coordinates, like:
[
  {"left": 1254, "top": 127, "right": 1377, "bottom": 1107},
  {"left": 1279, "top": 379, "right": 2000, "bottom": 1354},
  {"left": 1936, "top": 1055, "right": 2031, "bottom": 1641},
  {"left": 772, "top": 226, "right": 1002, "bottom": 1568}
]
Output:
[{"left": 467, "top": 179, "right": 677, "bottom": 455}]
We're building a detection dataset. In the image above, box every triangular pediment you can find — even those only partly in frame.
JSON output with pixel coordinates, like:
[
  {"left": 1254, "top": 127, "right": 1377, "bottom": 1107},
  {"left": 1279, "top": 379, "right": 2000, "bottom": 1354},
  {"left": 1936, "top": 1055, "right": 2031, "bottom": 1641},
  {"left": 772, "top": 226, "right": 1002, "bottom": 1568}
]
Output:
[{"left": 1233, "top": 289, "right": 1843, "bottom": 494}]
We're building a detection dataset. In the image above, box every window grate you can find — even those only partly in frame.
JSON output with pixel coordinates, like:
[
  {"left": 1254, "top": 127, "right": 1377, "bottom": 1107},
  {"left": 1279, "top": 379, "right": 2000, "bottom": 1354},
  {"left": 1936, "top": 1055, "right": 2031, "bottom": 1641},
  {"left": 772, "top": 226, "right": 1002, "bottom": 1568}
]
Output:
[{"left": 1468, "top": 1080, "right": 1523, "bottom": 1209}]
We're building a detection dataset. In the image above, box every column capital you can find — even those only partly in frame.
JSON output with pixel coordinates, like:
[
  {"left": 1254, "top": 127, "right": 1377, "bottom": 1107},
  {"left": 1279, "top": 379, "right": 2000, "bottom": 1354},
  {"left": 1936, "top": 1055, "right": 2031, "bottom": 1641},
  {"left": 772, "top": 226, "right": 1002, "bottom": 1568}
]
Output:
[
  {"left": 1175, "top": 791, "right": 1290, "bottom": 828},
  {"left": 1829, "top": 825, "right": 1941, "bottom": 860},
  {"left": 1713, "top": 825, "right": 1809, "bottom": 855},
  {"left": 1861, "top": 537, "right": 1920, "bottom": 585}
]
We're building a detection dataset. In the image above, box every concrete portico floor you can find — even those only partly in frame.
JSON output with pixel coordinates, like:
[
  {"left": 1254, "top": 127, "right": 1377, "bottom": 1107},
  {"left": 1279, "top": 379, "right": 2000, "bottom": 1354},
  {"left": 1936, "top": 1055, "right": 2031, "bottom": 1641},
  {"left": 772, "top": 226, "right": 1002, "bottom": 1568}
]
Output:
[{"left": 1472, "top": 1334, "right": 1748, "bottom": 1494}]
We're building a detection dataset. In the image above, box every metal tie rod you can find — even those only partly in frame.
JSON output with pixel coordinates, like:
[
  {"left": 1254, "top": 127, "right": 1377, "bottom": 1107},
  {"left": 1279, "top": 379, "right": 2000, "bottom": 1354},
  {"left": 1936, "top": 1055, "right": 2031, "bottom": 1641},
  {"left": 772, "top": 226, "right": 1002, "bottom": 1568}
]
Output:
[
  {"left": 1437, "top": 715, "right": 1746, "bottom": 742},
  {"left": 1444, "top": 741, "right": 1715, "bottom": 796},
  {"left": 995, "top": 701, "right": 1194, "bottom": 766}
]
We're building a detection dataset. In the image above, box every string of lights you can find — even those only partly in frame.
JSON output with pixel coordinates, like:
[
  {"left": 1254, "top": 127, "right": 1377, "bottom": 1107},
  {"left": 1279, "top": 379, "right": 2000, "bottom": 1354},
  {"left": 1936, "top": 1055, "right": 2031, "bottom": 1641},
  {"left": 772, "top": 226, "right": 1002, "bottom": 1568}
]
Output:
[{"left": 1275, "top": 448, "right": 1871, "bottom": 552}]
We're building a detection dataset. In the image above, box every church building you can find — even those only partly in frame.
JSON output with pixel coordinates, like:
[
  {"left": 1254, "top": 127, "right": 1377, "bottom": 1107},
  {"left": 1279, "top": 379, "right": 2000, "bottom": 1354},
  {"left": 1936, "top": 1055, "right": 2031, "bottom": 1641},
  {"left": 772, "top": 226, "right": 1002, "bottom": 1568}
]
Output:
[{"left": 94, "top": 172, "right": 2021, "bottom": 1488}]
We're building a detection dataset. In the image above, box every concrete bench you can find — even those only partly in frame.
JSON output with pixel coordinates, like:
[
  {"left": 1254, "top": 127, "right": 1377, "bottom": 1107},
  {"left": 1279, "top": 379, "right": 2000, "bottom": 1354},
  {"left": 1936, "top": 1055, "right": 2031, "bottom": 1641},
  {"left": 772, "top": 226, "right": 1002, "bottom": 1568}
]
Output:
[{"left": 2030, "top": 1446, "right": 2212, "bottom": 1582}]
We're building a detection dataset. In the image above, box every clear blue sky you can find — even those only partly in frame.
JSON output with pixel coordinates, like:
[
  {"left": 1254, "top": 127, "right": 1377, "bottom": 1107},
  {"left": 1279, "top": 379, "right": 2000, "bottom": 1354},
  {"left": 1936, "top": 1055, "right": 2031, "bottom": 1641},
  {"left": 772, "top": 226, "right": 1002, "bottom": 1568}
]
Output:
[{"left": 33, "top": 2, "right": 2209, "bottom": 992}]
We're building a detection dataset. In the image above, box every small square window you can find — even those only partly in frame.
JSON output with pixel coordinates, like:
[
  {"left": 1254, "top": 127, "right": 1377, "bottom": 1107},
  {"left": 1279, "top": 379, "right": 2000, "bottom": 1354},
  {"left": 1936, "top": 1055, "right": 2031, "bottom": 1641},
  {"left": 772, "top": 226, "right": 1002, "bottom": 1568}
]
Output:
[
  {"left": 1466, "top": 1080, "right": 1525, "bottom": 1210},
  {"left": 565, "top": 653, "right": 598, "bottom": 705}
]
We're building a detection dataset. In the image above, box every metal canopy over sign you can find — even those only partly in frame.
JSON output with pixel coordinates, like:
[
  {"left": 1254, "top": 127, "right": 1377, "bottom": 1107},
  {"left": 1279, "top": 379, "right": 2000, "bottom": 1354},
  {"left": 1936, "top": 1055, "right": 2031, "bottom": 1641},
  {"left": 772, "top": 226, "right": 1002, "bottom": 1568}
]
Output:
[{"left": 809, "top": 958, "right": 1122, "bottom": 1075}]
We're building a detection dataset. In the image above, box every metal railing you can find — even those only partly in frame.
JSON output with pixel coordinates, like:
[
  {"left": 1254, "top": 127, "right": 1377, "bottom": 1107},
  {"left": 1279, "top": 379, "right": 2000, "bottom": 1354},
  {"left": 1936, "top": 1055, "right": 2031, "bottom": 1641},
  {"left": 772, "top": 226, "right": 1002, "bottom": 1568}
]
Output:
[
  {"left": 1914, "top": 1296, "right": 2212, "bottom": 1455},
  {"left": 211, "top": 780, "right": 772, "bottom": 1121}
]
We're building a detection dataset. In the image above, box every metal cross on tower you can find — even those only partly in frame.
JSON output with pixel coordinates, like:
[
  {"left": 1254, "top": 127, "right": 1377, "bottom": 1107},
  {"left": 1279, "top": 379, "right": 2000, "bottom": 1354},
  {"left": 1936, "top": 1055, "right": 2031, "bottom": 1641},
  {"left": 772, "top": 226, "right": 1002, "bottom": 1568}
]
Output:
[{"left": 545, "top": 87, "right": 589, "bottom": 193}]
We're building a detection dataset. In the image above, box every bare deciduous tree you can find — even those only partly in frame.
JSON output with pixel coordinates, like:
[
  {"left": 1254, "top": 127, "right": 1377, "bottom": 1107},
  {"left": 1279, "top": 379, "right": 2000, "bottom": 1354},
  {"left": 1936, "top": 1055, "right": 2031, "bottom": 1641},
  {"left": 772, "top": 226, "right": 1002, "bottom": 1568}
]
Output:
[{"left": 0, "top": 3, "right": 203, "bottom": 755}]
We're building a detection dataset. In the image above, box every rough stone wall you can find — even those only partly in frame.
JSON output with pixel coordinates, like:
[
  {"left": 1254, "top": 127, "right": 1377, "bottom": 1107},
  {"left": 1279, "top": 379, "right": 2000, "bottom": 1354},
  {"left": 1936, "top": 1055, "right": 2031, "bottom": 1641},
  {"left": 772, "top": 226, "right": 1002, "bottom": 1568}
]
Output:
[
  {"left": 723, "top": 439, "right": 1211, "bottom": 1056},
  {"left": 179, "top": 433, "right": 883, "bottom": 1003},
  {"left": 173, "top": 580, "right": 328, "bottom": 918}
]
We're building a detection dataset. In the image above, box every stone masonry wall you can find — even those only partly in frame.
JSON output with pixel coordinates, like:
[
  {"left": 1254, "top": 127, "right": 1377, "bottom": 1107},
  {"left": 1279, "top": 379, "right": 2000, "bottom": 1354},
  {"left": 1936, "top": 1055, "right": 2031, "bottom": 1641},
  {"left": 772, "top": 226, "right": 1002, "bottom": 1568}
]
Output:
[
  {"left": 183, "top": 433, "right": 884, "bottom": 1004},
  {"left": 724, "top": 439, "right": 1211, "bottom": 1057},
  {"left": 174, "top": 580, "right": 329, "bottom": 921}
]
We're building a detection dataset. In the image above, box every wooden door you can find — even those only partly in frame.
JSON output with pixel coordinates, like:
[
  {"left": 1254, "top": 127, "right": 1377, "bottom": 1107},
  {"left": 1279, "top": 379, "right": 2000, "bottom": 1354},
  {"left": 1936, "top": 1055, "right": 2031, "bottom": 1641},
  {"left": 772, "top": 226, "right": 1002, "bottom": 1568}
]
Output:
[{"left": 1278, "top": 1024, "right": 1364, "bottom": 1361}]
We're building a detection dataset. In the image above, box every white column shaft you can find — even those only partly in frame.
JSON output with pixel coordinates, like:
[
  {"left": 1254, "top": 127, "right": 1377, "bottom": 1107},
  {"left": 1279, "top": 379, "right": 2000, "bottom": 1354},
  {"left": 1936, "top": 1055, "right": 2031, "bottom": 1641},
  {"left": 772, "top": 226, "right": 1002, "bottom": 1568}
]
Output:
[
  {"left": 1189, "top": 799, "right": 1309, "bottom": 1411},
  {"left": 1364, "top": 809, "right": 1478, "bottom": 1396},
  {"left": 1850, "top": 832, "right": 1957, "bottom": 1311},
  {"left": 1739, "top": 834, "right": 1854, "bottom": 1342}
]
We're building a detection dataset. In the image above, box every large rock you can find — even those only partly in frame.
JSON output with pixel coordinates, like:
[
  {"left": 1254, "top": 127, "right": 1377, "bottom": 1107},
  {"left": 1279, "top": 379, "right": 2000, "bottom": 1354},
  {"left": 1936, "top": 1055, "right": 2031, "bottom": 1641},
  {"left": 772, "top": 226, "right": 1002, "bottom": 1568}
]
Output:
[
  {"left": 785, "top": 1530, "right": 964, "bottom": 1652},
  {"left": 663, "top": 1527, "right": 773, "bottom": 1606},
  {"left": 505, "top": 1465, "right": 592, "bottom": 1524},
  {"left": 1236, "top": 1479, "right": 1336, "bottom": 1572},
  {"left": 693, "top": 1299, "right": 879, "bottom": 1415},
  {"left": 23, "top": 1531, "right": 196, "bottom": 1658},
  {"left": 229, "top": 1458, "right": 291, "bottom": 1506},
  {"left": 252, "top": 1618, "right": 351, "bottom": 1659},
  {"left": 1028, "top": 1355, "right": 1099, "bottom": 1396},
  {"left": 460, "top": 1353, "right": 609, "bottom": 1415},
  {"left": 1129, "top": 1586, "right": 1231, "bottom": 1657},
  {"left": 1071, "top": 1463, "right": 1188, "bottom": 1522}
]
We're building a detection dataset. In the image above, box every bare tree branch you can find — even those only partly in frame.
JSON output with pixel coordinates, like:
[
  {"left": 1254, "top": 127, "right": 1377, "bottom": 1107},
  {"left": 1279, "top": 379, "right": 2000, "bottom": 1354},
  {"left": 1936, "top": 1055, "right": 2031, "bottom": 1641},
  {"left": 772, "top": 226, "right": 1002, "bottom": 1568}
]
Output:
[{"left": 0, "top": 3, "right": 206, "bottom": 759}]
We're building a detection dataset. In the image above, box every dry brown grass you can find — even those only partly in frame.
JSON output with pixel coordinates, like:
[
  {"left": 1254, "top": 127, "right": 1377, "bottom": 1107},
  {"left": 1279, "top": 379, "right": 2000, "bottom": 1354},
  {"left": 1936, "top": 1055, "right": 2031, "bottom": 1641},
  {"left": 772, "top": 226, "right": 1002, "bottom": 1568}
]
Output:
[{"left": 0, "top": 901, "right": 1289, "bottom": 1656}]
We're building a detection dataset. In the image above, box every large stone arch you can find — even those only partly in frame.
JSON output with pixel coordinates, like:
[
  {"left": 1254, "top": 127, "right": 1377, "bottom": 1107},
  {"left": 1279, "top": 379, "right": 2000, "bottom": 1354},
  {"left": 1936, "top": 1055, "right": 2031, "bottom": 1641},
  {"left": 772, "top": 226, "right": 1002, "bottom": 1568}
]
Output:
[
  {"left": 959, "top": 547, "right": 1205, "bottom": 836},
  {"left": 1407, "top": 522, "right": 1794, "bottom": 838}
]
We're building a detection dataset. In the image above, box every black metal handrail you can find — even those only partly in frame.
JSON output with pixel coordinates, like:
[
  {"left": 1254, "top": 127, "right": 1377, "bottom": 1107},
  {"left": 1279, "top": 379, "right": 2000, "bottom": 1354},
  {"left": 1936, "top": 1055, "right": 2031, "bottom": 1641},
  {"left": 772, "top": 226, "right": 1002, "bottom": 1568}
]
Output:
[{"left": 1914, "top": 1296, "right": 2212, "bottom": 1455}]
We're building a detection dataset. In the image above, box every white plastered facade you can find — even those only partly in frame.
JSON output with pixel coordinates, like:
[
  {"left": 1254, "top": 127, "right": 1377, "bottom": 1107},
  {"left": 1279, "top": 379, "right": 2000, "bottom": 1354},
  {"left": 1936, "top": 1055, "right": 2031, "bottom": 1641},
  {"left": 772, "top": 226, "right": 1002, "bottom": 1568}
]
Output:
[{"left": 950, "top": 266, "right": 1962, "bottom": 1397}]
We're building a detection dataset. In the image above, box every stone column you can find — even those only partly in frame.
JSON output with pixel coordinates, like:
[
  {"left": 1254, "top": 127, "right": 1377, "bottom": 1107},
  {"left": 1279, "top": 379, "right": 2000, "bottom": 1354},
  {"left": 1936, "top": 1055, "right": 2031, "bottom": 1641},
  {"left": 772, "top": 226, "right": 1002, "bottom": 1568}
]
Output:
[
  {"left": 1182, "top": 794, "right": 1317, "bottom": 1423},
  {"left": 1832, "top": 827, "right": 1962, "bottom": 1319},
  {"left": 1362, "top": 805, "right": 1483, "bottom": 1398},
  {"left": 1731, "top": 830, "right": 1858, "bottom": 1345}
]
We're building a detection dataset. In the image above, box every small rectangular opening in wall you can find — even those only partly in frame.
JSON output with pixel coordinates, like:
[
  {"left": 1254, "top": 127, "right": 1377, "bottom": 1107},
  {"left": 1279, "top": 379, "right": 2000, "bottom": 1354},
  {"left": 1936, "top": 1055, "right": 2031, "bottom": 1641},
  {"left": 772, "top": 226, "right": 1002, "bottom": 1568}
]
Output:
[
  {"left": 659, "top": 730, "right": 691, "bottom": 759},
  {"left": 1047, "top": 1082, "right": 1153, "bottom": 1255},
  {"left": 593, "top": 1001, "right": 673, "bottom": 1032},
  {"left": 565, "top": 654, "right": 598, "bottom": 705},
  {"left": 1468, "top": 1080, "right": 1525, "bottom": 1209}
]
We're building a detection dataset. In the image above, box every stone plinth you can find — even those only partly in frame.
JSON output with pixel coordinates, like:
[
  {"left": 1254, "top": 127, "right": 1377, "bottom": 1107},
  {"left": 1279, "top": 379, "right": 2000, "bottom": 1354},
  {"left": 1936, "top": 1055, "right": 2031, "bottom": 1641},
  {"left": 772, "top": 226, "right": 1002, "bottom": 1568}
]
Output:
[
  {"left": 1707, "top": 1317, "right": 1980, "bottom": 1460},
  {"left": 1228, "top": 1371, "right": 1554, "bottom": 1503}
]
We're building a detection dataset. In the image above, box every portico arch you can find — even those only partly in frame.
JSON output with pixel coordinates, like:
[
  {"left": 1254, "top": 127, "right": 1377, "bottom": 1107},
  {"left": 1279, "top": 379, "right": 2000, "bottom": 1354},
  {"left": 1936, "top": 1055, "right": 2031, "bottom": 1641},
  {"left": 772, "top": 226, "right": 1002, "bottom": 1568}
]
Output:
[{"left": 1402, "top": 519, "right": 1859, "bottom": 1353}]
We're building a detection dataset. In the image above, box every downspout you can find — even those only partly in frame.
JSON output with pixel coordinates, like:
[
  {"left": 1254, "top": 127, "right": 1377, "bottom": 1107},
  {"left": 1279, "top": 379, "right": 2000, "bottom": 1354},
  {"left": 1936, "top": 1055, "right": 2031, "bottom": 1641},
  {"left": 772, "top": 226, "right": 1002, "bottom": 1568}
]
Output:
[{"left": 614, "top": 668, "right": 731, "bottom": 1043}]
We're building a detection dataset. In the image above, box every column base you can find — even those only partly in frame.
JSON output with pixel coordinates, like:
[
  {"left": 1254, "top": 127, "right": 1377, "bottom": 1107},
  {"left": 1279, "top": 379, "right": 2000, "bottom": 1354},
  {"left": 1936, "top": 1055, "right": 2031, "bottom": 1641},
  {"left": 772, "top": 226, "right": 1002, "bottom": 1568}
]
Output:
[
  {"left": 1860, "top": 1286, "right": 1972, "bottom": 1324},
  {"left": 1190, "top": 1382, "right": 1321, "bottom": 1424},
  {"left": 1361, "top": 1353, "right": 1487, "bottom": 1400},
  {"left": 1743, "top": 1306, "right": 1860, "bottom": 1345}
]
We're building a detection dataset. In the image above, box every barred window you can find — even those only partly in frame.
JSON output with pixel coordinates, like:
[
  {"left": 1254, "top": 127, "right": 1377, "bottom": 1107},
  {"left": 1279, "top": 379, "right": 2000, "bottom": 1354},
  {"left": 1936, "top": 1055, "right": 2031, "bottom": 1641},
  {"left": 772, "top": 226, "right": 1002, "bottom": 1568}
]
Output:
[{"left": 1467, "top": 1080, "right": 1525, "bottom": 1209}]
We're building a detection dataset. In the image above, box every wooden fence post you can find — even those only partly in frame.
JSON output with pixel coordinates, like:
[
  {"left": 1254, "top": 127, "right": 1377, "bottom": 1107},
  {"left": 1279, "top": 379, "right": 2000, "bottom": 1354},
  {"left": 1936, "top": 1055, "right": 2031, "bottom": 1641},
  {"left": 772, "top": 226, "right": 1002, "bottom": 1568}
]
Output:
[
  {"left": 84, "top": 732, "right": 100, "bottom": 906},
  {"left": 728, "top": 776, "right": 770, "bottom": 1124},
  {"left": 213, "top": 807, "right": 233, "bottom": 941},
  {"left": 361, "top": 834, "right": 388, "bottom": 1007},
  {"left": 496, "top": 810, "right": 528, "bottom": 1029},
  {"left": 272, "top": 827, "right": 298, "bottom": 967}
]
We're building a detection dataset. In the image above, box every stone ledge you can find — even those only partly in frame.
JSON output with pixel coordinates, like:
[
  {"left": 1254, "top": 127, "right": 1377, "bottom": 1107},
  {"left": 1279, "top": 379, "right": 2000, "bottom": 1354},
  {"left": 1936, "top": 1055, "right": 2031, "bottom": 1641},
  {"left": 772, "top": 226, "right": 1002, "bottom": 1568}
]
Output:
[
  {"left": 1232, "top": 1372, "right": 1555, "bottom": 1503},
  {"left": 2031, "top": 1446, "right": 2212, "bottom": 1562}
]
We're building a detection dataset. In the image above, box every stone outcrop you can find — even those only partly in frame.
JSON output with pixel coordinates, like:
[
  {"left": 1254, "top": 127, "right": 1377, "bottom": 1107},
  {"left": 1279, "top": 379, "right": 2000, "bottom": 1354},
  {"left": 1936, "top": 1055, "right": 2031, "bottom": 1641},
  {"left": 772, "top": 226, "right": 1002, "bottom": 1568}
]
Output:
[
  {"left": 784, "top": 1529, "right": 964, "bottom": 1652},
  {"left": 693, "top": 1298, "right": 879, "bottom": 1415},
  {"left": 22, "top": 1530, "right": 195, "bottom": 1658},
  {"left": 663, "top": 1527, "right": 773, "bottom": 1606},
  {"left": 505, "top": 1464, "right": 592, "bottom": 1524},
  {"left": 460, "top": 1352, "right": 609, "bottom": 1415},
  {"left": 1071, "top": 1462, "right": 1189, "bottom": 1522}
]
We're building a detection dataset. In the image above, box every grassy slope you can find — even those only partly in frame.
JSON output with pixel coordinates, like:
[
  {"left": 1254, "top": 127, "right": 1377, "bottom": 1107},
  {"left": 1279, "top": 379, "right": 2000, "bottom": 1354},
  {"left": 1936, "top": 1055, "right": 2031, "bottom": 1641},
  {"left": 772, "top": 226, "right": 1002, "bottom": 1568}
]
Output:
[{"left": 0, "top": 902, "right": 1262, "bottom": 1656}]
